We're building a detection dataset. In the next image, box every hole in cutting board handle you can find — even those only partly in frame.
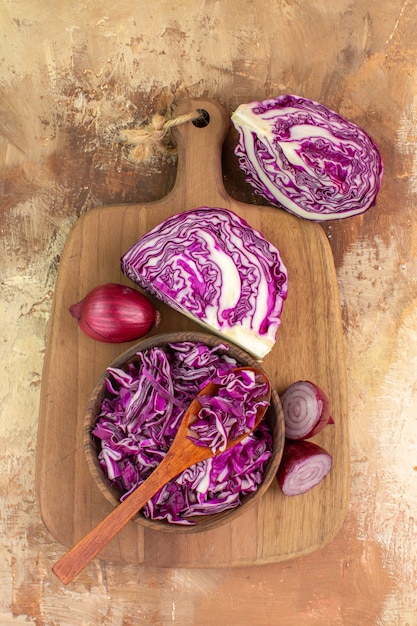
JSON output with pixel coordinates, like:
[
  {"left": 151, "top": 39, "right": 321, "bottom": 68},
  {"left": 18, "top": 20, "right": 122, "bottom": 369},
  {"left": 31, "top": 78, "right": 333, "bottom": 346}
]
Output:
[{"left": 192, "top": 109, "right": 210, "bottom": 128}]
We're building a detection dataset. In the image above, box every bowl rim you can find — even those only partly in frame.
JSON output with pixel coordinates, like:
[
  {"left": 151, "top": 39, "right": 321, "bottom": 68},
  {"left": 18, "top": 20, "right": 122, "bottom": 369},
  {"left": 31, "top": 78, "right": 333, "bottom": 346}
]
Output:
[{"left": 83, "top": 331, "right": 285, "bottom": 534}]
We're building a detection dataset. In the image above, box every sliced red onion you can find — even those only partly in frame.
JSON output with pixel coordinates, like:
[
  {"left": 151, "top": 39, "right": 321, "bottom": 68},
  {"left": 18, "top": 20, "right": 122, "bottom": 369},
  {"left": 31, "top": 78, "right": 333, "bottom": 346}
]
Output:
[
  {"left": 280, "top": 380, "right": 333, "bottom": 440},
  {"left": 276, "top": 440, "right": 332, "bottom": 496}
]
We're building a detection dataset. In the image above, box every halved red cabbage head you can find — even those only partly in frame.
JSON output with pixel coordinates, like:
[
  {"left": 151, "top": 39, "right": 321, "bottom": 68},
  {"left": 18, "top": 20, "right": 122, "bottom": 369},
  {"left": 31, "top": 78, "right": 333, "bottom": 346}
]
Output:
[
  {"left": 231, "top": 95, "right": 383, "bottom": 221},
  {"left": 92, "top": 342, "right": 273, "bottom": 525},
  {"left": 121, "top": 206, "right": 288, "bottom": 359}
]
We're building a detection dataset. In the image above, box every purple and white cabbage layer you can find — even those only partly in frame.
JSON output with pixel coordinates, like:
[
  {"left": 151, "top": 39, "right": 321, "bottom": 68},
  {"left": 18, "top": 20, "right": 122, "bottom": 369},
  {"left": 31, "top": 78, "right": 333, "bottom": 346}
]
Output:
[
  {"left": 231, "top": 95, "right": 383, "bottom": 221},
  {"left": 121, "top": 207, "right": 288, "bottom": 359}
]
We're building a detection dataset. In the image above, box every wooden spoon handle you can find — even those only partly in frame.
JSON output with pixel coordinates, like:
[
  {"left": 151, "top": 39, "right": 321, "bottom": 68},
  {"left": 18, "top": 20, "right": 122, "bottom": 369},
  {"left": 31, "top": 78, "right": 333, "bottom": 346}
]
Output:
[{"left": 52, "top": 448, "right": 195, "bottom": 584}]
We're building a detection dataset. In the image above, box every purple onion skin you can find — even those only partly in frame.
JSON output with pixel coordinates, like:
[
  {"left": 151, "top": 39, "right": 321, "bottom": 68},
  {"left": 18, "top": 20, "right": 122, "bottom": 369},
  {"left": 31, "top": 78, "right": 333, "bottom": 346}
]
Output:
[{"left": 69, "top": 283, "right": 159, "bottom": 343}]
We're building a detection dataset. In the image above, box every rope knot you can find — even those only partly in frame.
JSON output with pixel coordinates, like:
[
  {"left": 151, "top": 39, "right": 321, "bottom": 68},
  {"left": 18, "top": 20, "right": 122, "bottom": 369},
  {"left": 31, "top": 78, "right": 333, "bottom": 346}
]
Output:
[{"left": 121, "top": 110, "right": 204, "bottom": 162}]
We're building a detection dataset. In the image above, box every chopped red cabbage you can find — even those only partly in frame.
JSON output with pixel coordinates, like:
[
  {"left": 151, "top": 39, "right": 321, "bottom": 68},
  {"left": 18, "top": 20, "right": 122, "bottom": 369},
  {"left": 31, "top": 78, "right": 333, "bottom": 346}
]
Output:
[
  {"left": 92, "top": 342, "right": 273, "bottom": 525},
  {"left": 188, "top": 368, "right": 270, "bottom": 453}
]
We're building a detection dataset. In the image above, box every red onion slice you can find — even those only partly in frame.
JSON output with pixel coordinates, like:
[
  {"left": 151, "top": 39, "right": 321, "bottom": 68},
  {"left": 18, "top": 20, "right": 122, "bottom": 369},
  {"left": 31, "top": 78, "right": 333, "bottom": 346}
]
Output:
[
  {"left": 280, "top": 380, "right": 333, "bottom": 440},
  {"left": 277, "top": 440, "right": 332, "bottom": 496}
]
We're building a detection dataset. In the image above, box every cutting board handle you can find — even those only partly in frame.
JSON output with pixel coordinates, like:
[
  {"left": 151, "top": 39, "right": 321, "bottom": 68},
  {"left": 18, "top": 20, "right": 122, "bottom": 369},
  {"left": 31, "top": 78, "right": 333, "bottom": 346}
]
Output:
[{"left": 169, "top": 97, "right": 232, "bottom": 209}]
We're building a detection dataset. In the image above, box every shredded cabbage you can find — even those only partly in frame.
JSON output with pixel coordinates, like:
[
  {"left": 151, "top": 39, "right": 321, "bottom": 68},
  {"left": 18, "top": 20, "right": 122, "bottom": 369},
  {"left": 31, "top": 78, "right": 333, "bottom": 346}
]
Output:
[
  {"left": 188, "top": 368, "right": 270, "bottom": 453},
  {"left": 231, "top": 95, "right": 384, "bottom": 221},
  {"left": 92, "top": 342, "right": 273, "bottom": 525},
  {"left": 121, "top": 206, "right": 288, "bottom": 359}
]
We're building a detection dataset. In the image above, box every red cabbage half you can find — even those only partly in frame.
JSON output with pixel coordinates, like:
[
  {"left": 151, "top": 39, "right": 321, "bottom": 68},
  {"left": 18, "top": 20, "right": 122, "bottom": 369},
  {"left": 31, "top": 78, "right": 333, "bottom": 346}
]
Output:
[
  {"left": 92, "top": 341, "right": 273, "bottom": 525},
  {"left": 231, "top": 95, "right": 384, "bottom": 221},
  {"left": 121, "top": 207, "right": 288, "bottom": 360}
]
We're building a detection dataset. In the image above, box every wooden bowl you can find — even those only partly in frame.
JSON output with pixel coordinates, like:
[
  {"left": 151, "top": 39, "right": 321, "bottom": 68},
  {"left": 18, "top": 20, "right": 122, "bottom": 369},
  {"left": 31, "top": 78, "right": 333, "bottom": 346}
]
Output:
[{"left": 83, "top": 331, "right": 285, "bottom": 534}]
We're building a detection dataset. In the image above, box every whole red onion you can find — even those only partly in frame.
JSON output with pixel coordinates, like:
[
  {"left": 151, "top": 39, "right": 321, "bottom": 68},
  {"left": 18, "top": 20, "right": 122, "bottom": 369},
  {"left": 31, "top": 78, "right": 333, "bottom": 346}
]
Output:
[{"left": 69, "top": 283, "right": 159, "bottom": 343}]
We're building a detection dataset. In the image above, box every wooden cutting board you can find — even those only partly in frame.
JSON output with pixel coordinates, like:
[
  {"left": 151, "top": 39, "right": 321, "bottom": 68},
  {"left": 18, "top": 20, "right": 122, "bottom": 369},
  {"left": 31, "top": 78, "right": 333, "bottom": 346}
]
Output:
[{"left": 36, "top": 97, "right": 349, "bottom": 569}]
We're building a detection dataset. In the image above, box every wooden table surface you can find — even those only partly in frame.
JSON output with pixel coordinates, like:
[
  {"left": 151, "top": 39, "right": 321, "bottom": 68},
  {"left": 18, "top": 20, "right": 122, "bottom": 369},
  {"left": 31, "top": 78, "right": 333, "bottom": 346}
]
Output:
[{"left": 1, "top": 1, "right": 416, "bottom": 624}]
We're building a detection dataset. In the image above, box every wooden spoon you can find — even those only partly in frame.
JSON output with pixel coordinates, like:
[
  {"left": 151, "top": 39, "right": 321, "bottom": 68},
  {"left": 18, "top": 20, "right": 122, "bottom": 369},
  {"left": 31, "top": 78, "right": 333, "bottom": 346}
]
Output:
[{"left": 52, "top": 366, "right": 271, "bottom": 584}]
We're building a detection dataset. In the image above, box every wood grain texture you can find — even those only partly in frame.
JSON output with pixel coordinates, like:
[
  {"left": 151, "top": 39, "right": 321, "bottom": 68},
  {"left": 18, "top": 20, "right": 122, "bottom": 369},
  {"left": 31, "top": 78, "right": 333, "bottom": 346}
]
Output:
[{"left": 36, "top": 98, "right": 349, "bottom": 568}]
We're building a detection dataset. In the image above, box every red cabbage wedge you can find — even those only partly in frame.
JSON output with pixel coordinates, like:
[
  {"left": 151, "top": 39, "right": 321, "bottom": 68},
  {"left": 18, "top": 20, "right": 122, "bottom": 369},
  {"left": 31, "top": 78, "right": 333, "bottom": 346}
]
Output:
[
  {"left": 231, "top": 95, "right": 383, "bottom": 221},
  {"left": 121, "top": 207, "right": 288, "bottom": 359}
]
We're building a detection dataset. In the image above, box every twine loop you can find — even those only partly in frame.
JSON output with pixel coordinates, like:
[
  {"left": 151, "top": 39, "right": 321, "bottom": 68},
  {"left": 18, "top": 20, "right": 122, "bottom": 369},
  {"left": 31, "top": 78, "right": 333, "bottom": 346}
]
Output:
[{"left": 121, "top": 109, "right": 204, "bottom": 162}]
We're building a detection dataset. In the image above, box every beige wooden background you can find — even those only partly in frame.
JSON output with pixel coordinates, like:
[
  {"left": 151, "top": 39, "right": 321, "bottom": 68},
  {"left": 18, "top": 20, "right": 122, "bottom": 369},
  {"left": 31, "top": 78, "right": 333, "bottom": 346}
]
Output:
[{"left": 1, "top": 1, "right": 416, "bottom": 624}]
